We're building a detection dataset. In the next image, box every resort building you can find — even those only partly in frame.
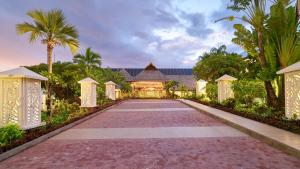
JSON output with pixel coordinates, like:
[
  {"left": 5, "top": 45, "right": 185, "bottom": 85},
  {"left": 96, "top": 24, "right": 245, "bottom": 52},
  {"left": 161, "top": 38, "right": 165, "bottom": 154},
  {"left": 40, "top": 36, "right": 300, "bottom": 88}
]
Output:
[{"left": 112, "top": 63, "right": 196, "bottom": 98}]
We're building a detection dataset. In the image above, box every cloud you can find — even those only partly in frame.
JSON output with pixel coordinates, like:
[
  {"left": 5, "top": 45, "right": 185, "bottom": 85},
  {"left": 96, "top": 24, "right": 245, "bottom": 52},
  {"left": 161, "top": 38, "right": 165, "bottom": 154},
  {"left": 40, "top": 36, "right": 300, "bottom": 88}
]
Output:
[
  {"left": 0, "top": 0, "right": 243, "bottom": 70},
  {"left": 181, "top": 12, "right": 214, "bottom": 38}
]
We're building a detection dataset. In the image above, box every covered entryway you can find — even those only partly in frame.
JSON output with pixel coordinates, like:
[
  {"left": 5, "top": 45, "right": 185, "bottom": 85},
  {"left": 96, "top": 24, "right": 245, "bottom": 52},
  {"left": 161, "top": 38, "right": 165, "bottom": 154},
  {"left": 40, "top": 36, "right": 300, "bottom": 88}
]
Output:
[{"left": 131, "top": 81, "right": 166, "bottom": 98}]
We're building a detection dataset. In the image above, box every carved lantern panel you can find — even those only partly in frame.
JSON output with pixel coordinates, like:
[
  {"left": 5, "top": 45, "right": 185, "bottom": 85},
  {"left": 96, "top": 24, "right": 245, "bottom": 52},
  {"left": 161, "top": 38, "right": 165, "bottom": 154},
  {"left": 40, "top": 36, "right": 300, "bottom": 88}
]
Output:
[
  {"left": 105, "top": 81, "right": 116, "bottom": 100},
  {"left": 0, "top": 67, "right": 46, "bottom": 129},
  {"left": 79, "top": 77, "right": 98, "bottom": 107}
]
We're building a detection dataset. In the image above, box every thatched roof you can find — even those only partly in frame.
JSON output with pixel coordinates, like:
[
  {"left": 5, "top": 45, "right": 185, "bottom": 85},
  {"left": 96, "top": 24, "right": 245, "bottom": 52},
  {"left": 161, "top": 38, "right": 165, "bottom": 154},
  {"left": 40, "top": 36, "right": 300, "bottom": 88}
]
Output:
[
  {"left": 131, "top": 63, "right": 167, "bottom": 82},
  {"left": 112, "top": 63, "right": 196, "bottom": 89}
]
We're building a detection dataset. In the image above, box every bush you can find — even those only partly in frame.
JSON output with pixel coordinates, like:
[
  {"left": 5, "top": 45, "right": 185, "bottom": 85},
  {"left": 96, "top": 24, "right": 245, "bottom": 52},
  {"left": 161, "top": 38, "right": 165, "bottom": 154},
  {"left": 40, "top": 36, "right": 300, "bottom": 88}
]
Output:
[
  {"left": 52, "top": 100, "right": 81, "bottom": 125},
  {"left": 206, "top": 83, "right": 218, "bottom": 100},
  {"left": 0, "top": 124, "right": 24, "bottom": 147},
  {"left": 221, "top": 98, "right": 236, "bottom": 108},
  {"left": 232, "top": 80, "right": 266, "bottom": 106}
]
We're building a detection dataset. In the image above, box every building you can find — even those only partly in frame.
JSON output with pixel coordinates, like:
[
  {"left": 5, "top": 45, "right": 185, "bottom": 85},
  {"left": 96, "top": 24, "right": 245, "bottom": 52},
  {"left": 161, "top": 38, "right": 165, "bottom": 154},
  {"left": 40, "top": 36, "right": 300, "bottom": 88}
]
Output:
[{"left": 112, "top": 63, "right": 196, "bottom": 98}]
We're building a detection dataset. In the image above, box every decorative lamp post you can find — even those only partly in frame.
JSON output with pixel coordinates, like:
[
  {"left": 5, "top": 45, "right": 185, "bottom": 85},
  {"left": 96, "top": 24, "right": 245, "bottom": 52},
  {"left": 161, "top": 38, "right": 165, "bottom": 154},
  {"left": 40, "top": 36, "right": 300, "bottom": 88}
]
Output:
[
  {"left": 277, "top": 61, "right": 300, "bottom": 119},
  {"left": 215, "top": 74, "right": 237, "bottom": 102},
  {"left": 78, "top": 77, "right": 98, "bottom": 107},
  {"left": 196, "top": 79, "right": 207, "bottom": 96},
  {"left": 105, "top": 81, "right": 117, "bottom": 100},
  {"left": 0, "top": 67, "right": 47, "bottom": 129}
]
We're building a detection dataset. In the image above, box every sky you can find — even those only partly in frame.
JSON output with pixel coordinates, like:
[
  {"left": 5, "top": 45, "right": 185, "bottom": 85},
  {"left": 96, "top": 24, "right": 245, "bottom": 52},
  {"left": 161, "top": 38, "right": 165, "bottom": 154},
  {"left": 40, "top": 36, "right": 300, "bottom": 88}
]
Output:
[{"left": 0, "top": 0, "right": 243, "bottom": 71}]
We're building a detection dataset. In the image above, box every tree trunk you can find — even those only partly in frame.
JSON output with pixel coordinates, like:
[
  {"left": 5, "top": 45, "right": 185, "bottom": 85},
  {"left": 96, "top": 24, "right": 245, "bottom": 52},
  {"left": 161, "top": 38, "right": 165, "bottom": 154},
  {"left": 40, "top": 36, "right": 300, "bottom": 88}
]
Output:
[
  {"left": 46, "top": 44, "right": 54, "bottom": 116},
  {"left": 296, "top": 0, "right": 300, "bottom": 21},
  {"left": 257, "top": 30, "right": 279, "bottom": 108},
  {"left": 264, "top": 81, "right": 278, "bottom": 108}
]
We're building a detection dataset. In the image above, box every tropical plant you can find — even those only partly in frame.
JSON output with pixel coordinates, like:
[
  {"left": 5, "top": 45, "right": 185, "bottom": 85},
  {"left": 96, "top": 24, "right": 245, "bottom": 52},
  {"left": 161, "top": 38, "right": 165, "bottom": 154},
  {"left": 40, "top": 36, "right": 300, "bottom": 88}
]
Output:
[
  {"left": 0, "top": 124, "right": 24, "bottom": 147},
  {"left": 164, "top": 80, "right": 179, "bottom": 97},
  {"left": 193, "top": 45, "right": 247, "bottom": 81},
  {"left": 16, "top": 9, "right": 79, "bottom": 113},
  {"left": 223, "top": 0, "right": 280, "bottom": 107},
  {"left": 73, "top": 48, "right": 101, "bottom": 76},
  {"left": 206, "top": 82, "right": 218, "bottom": 101},
  {"left": 232, "top": 80, "right": 266, "bottom": 106}
]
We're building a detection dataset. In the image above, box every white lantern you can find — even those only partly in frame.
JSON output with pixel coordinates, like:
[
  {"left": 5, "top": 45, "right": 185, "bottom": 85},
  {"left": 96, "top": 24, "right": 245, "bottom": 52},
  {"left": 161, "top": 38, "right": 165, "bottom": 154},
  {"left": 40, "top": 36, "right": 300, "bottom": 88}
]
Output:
[
  {"left": 105, "top": 81, "right": 117, "bottom": 100},
  {"left": 78, "top": 77, "right": 98, "bottom": 107},
  {"left": 196, "top": 79, "right": 207, "bottom": 96},
  {"left": 216, "top": 74, "right": 237, "bottom": 102},
  {"left": 277, "top": 61, "right": 300, "bottom": 119},
  {"left": 0, "top": 67, "right": 47, "bottom": 129}
]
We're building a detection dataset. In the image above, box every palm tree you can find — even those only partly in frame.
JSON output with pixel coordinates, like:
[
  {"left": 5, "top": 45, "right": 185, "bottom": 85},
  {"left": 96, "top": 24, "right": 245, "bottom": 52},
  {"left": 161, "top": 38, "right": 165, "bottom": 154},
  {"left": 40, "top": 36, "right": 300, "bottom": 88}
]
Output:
[
  {"left": 16, "top": 9, "right": 79, "bottom": 113},
  {"left": 16, "top": 9, "right": 79, "bottom": 73},
  {"left": 218, "top": 0, "right": 278, "bottom": 107},
  {"left": 73, "top": 48, "right": 101, "bottom": 76}
]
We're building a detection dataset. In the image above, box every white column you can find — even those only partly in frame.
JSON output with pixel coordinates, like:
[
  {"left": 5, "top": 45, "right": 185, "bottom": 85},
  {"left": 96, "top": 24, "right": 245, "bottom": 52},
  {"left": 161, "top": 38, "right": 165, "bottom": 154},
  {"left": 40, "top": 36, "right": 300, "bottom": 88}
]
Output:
[
  {"left": 216, "top": 74, "right": 237, "bottom": 102},
  {"left": 105, "top": 81, "right": 117, "bottom": 100},
  {"left": 0, "top": 67, "right": 47, "bottom": 129},
  {"left": 277, "top": 61, "right": 300, "bottom": 119},
  {"left": 78, "top": 77, "right": 98, "bottom": 107},
  {"left": 196, "top": 80, "right": 207, "bottom": 96}
]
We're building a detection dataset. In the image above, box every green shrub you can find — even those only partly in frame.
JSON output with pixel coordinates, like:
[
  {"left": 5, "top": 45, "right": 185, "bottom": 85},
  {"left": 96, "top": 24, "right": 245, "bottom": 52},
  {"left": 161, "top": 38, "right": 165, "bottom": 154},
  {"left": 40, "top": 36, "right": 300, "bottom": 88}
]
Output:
[
  {"left": 206, "top": 83, "right": 217, "bottom": 100},
  {"left": 232, "top": 80, "right": 266, "bottom": 106},
  {"left": 0, "top": 124, "right": 24, "bottom": 147},
  {"left": 52, "top": 100, "right": 81, "bottom": 125},
  {"left": 221, "top": 98, "right": 236, "bottom": 108}
]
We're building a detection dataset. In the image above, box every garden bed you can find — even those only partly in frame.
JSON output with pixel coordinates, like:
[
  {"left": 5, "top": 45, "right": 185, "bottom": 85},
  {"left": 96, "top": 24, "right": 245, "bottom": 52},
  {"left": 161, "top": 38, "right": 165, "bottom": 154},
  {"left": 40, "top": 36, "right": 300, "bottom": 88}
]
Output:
[
  {"left": 0, "top": 100, "right": 123, "bottom": 154},
  {"left": 189, "top": 99, "right": 300, "bottom": 135}
]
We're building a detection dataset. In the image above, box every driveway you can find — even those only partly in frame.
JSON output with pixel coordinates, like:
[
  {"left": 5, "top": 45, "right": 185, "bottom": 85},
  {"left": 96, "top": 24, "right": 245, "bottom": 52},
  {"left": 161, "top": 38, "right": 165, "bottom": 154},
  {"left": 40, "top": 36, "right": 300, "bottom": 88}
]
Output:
[{"left": 0, "top": 100, "right": 299, "bottom": 169}]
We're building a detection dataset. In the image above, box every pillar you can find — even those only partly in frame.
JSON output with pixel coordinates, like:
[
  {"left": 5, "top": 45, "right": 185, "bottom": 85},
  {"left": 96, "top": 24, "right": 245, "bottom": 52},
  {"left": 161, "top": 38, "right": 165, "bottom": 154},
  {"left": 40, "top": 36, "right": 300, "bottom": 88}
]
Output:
[{"left": 215, "top": 74, "right": 237, "bottom": 102}]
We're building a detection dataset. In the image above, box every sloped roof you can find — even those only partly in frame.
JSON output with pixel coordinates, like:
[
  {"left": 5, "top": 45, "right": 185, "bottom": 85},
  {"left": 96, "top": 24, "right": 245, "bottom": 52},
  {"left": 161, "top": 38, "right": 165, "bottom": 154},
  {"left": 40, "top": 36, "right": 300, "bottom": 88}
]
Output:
[
  {"left": 277, "top": 61, "right": 300, "bottom": 74},
  {"left": 0, "top": 67, "right": 47, "bottom": 81},
  {"left": 132, "top": 69, "right": 167, "bottom": 81},
  {"left": 119, "top": 69, "right": 133, "bottom": 81},
  {"left": 111, "top": 63, "right": 196, "bottom": 88},
  {"left": 78, "top": 77, "right": 99, "bottom": 84},
  {"left": 215, "top": 74, "right": 237, "bottom": 81},
  {"left": 165, "top": 75, "right": 196, "bottom": 90},
  {"left": 104, "top": 81, "right": 117, "bottom": 85},
  {"left": 111, "top": 68, "right": 193, "bottom": 76}
]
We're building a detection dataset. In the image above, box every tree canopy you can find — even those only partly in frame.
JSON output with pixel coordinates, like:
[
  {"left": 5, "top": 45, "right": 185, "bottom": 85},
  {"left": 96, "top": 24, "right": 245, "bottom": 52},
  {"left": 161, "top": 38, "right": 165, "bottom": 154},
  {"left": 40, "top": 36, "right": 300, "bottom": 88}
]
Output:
[{"left": 193, "top": 45, "right": 247, "bottom": 81}]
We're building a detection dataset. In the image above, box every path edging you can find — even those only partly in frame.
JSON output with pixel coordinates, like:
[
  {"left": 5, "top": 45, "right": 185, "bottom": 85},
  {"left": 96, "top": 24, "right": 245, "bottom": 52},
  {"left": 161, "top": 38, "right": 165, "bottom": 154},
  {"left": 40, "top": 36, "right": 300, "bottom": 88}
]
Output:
[
  {"left": 178, "top": 99, "right": 300, "bottom": 159},
  {"left": 0, "top": 101, "right": 123, "bottom": 162}
]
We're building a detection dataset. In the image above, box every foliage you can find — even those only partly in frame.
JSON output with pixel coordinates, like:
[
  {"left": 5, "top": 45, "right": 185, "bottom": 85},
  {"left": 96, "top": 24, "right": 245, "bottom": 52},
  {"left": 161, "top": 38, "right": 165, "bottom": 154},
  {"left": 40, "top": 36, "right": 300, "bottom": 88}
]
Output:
[
  {"left": 16, "top": 9, "right": 79, "bottom": 54},
  {"left": 178, "top": 84, "right": 189, "bottom": 98},
  {"left": 28, "top": 61, "right": 127, "bottom": 102},
  {"left": 205, "top": 82, "right": 218, "bottom": 101},
  {"left": 0, "top": 124, "right": 24, "bottom": 147},
  {"left": 164, "top": 80, "right": 179, "bottom": 98},
  {"left": 267, "top": 0, "right": 300, "bottom": 68},
  {"left": 193, "top": 45, "right": 247, "bottom": 81},
  {"left": 28, "top": 62, "right": 83, "bottom": 102},
  {"left": 232, "top": 80, "right": 266, "bottom": 105},
  {"left": 51, "top": 100, "right": 85, "bottom": 125},
  {"left": 227, "top": 0, "right": 250, "bottom": 11},
  {"left": 221, "top": 98, "right": 236, "bottom": 109},
  {"left": 73, "top": 48, "right": 101, "bottom": 76}
]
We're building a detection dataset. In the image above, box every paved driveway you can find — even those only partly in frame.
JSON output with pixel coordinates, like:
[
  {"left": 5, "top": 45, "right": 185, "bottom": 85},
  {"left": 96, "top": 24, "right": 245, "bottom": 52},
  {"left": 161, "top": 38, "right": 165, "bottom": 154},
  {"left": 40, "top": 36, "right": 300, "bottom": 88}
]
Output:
[{"left": 1, "top": 100, "right": 300, "bottom": 169}]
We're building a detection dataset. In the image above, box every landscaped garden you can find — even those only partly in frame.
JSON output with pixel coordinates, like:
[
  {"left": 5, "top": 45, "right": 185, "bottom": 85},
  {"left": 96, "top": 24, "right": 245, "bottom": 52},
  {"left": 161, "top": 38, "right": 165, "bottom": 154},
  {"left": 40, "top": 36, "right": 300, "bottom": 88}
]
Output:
[
  {"left": 0, "top": 10, "right": 130, "bottom": 153},
  {"left": 189, "top": 0, "right": 300, "bottom": 134},
  {"left": 0, "top": 0, "right": 300, "bottom": 160}
]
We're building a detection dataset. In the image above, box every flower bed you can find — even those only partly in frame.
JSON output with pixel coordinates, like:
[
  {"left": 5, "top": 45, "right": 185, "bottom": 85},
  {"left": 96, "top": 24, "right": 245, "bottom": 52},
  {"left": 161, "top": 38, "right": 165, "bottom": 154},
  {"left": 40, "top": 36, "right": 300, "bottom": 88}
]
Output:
[
  {"left": 189, "top": 99, "right": 300, "bottom": 135},
  {"left": 0, "top": 100, "right": 123, "bottom": 154}
]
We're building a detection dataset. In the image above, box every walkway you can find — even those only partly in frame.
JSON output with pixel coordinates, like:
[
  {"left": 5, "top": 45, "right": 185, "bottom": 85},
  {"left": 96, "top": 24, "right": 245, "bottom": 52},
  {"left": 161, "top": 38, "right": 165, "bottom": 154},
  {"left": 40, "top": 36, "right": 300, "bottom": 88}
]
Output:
[{"left": 0, "top": 100, "right": 300, "bottom": 169}]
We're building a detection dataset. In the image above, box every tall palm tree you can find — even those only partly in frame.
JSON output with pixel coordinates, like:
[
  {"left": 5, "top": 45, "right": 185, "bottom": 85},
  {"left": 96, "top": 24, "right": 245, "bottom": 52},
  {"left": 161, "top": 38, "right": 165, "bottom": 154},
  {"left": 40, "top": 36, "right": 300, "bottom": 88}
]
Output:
[
  {"left": 16, "top": 9, "right": 79, "bottom": 113},
  {"left": 218, "top": 0, "right": 278, "bottom": 107},
  {"left": 73, "top": 48, "right": 101, "bottom": 76},
  {"left": 16, "top": 9, "right": 79, "bottom": 74}
]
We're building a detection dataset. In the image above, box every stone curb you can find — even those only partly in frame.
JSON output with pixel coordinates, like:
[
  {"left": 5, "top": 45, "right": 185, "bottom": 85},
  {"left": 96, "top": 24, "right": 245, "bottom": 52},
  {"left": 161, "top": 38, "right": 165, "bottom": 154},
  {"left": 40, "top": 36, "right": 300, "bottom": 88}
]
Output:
[
  {"left": 178, "top": 99, "right": 300, "bottom": 159},
  {"left": 0, "top": 101, "right": 124, "bottom": 162}
]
